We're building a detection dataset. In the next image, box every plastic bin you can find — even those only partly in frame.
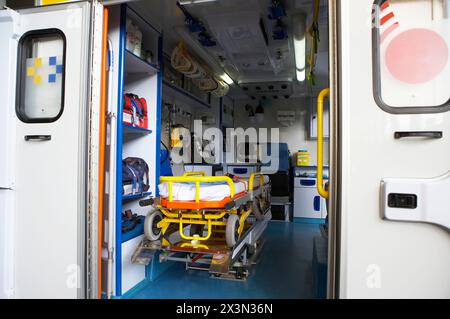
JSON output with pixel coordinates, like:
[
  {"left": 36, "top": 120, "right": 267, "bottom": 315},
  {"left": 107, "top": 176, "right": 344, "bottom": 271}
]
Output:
[{"left": 296, "top": 150, "right": 310, "bottom": 166}]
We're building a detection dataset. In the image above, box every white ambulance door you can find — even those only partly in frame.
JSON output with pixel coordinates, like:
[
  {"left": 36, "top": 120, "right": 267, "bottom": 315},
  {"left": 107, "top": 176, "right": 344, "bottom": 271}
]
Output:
[
  {"left": 0, "top": 9, "right": 19, "bottom": 299},
  {"left": 12, "top": 3, "right": 92, "bottom": 298},
  {"left": 339, "top": 0, "right": 450, "bottom": 298}
]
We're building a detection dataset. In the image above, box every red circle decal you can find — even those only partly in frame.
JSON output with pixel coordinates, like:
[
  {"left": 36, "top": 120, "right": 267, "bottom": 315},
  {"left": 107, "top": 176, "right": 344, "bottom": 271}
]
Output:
[{"left": 385, "top": 28, "right": 448, "bottom": 84}]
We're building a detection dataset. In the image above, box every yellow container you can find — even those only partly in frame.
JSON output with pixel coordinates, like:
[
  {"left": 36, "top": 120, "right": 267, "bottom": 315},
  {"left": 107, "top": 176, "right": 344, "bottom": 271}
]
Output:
[{"left": 297, "top": 150, "right": 310, "bottom": 166}]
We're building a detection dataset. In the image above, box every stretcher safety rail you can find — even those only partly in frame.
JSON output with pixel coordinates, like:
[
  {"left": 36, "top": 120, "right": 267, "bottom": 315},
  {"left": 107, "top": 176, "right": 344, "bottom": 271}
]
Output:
[
  {"left": 157, "top": 172, "right": 269, "bottom": 243},
  {"left": 159, "top": 172, "right": 266, "bottom": 204}
]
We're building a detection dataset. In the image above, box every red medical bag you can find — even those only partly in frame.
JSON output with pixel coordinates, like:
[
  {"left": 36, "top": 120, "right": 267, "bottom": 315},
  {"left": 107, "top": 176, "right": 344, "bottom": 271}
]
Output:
[{"left": 123, "top": 93, "right": 148, "bottom": 129}]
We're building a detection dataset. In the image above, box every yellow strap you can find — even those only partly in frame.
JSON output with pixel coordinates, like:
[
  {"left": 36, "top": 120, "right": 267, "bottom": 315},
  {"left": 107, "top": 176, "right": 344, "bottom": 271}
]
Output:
[
  {"left": 249, "top": 173, "right": 264, "bottom": 191},
  {"left": 317, "top": 88, "right": 330, "bottom": 199},
  {"left": 313, "top": 0, "right": 320, "bottom": 22}
]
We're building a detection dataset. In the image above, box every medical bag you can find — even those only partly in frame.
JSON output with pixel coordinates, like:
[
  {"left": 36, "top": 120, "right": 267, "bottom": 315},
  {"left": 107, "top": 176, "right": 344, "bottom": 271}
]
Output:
[
  {"left": 123, "top": 93, "right": 148, "bottom": 129},
  {"left": 122, "top": 157, "right": 150, "bottom": 196}
]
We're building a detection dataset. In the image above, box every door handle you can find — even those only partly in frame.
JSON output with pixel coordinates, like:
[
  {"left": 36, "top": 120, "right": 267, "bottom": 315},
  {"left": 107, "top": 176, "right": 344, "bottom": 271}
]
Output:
[
  {"left": 313, "top": 196, "right": 321, "bottom": 212},
  {"left": 317, "top": 88, "right": 330, "bottom": 199},
  {"left": 394, "top": 131, "right": 443, "bottom": 139},
  {"left": 24, "top": 135, "right": 52, "bottom": 141}
]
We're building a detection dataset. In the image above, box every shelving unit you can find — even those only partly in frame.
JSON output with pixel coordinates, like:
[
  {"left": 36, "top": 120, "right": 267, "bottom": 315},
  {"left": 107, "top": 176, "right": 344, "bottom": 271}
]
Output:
[
  {"left": 122, "top": 192, "right": 152, "bottom": 202},
  {"left": 111, "top": 4, "right": 162, "bottom": 297},
  {"left": 125, "top": 50, "right": 159, "bottom": 75},
  {"left": 163, "top": 79, "right": 212, "bottom": 109},
  {"left": 123, "top": 123, "right": 152, "bottom": 135},
  {"left": 162, "top": 53, "right": 213, "bottom": 110}
]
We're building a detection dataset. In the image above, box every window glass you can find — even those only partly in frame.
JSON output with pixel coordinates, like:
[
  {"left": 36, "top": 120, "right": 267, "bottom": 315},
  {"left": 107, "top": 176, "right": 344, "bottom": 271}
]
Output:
[
  {"left": 373, "top": 0, "right": 450, "bottom": 112},
  {"left": 17, "top": 30, "right": 65, "bottom": 122}
]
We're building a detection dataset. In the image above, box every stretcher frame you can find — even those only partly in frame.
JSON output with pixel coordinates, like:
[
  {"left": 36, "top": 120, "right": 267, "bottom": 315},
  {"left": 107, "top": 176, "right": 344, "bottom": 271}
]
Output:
[
  {"left": 157, "top": 172, "right": 268, "bottom": 245},
  {"left": 159, "top": 209, "right": 272, "bottom": 280},
  {"left": 131, "top": 171, "right": 271, "bottom": 280}
]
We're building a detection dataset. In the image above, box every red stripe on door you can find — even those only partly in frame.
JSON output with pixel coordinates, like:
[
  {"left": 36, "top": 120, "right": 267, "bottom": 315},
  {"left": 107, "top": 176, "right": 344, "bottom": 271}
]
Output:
[
  {"left": 381, "top": 12, "right": 395, "bottom": 26},
  {"left": 381, "top": 22, "right": 399, "bottom": 43}
]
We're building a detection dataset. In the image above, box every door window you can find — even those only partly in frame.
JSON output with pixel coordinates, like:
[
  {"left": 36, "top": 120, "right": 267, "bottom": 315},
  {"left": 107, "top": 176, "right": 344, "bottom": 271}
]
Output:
[
  {"left": 16, "top": 29, "right": 66, "bottom": 123},
  {"left": 373, "top": 0, "right": 450, "bottom": 113}
]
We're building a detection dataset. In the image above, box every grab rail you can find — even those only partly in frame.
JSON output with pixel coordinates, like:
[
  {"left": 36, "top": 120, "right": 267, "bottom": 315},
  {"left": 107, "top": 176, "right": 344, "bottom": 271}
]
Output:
[{"left": 317, "top": 88, "right": 330, "bottom": 199}]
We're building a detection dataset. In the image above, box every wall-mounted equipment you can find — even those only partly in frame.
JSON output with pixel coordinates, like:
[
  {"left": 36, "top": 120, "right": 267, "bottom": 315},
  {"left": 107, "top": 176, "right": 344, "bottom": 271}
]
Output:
[
  {"left": 170, "top": 42, "right": 229, "bottom": 97},
  {"left": 268, "top": 0, "right": 286, "bottom": 20},
  {"left": 268, "top": 1, "right": 288, "bottom": 41},
  {"left": 255, "top": 102, "right": 265, "bottom": 123},
  {"left": 277, "top": 110, "right": 296, "bottom": 127},
  {"left": 239, "top": 81, "right": 293, "bottom": 100},
  {"left": 273, "top": 19, "right": 288, "bottom": 41},
  {"left": 245, "top": 104, "right": 256, "bottom": 124},
  {"left": 177, "top": 1, "right": 216, "bottom": 47}
]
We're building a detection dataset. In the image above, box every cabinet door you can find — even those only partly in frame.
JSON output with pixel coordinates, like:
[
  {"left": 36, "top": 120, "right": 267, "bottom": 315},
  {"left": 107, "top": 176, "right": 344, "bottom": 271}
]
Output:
[{"left": 294, "top": 187, "right": 322, "bottom": 219}]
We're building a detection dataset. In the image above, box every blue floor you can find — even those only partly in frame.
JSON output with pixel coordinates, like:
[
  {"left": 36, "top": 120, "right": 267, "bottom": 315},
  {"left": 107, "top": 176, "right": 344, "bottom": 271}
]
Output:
[{"left": 127, "top": 222, "right": 321, "bottom": 299}]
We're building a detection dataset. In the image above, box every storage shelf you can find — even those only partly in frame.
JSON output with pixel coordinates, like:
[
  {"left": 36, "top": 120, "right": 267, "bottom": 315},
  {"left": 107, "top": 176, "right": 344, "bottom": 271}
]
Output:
[
  {"left": 122, "top": 192, "right": 152, "bottom": 202},
  {"left": 123, "top": 124, "right": 152, "bottom": 135},
  {"left": 115, "top": 3, "right": 162, "bottom": 297},
  {"left": 125, "top": 49, "right": 159, "bottom": 75},
  {"left": 121, "top": 219, "right": 144, "bottom": 243},
  {"left": 163, "top": 79, "right": 211, "bottom": 109}
]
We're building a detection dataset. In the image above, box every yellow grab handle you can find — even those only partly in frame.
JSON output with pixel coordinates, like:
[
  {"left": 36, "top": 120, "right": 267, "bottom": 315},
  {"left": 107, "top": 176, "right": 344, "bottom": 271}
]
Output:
[
  {"left": 183, "top": 171, "right": 206, "bottom": 177},
  {"left": 317, "top": 88, "right": 329, "bottom": 199},
  {"left": 179, "top": 219, "right": 212, "bottom": 241}
]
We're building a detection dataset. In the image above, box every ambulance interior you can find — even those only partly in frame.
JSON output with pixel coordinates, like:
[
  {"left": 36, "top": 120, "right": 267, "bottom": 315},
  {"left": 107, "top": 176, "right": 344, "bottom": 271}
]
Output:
[
  {"left": 98, "top": 0, "right": 332, "bottom": 299},
  {"left": 4, "top": 0, "right": 331, "bottom": 299},
  {"left": 4, "top": 0, "right": 450, "bottom": 300}
]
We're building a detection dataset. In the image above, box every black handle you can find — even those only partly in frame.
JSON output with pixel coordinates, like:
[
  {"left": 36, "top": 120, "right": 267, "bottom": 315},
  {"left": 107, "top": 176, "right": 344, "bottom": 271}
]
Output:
[
  {"left": 24, "top": 135, "right": 52, "bottom": 141},
  {"left": 394, "top": 131, "right": 443, "bottom": 140},
  {"left": 139, "top": 198, "right": 154, "bottom": 207}
]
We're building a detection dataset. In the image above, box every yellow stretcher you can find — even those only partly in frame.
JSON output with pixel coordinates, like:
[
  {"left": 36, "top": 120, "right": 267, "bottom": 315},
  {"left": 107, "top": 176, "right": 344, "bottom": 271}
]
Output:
[{"left": 144, "top": 172, "right": 270, "bottom": 249}]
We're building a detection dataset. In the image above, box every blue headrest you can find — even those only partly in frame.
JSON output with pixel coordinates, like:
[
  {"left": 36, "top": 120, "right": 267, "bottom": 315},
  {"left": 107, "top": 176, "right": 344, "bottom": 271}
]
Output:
[{"left": 261, "top": 143, "right": 290, "bottom": 172}]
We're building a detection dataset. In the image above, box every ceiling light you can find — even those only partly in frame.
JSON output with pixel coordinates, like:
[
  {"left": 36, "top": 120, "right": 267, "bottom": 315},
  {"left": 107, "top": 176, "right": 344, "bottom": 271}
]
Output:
[
  {"left": 293, "top": 14, "right": 306, "bottom": 82},
  {"left": 221, "top": 73, "right": 234, "bottom": 85}
]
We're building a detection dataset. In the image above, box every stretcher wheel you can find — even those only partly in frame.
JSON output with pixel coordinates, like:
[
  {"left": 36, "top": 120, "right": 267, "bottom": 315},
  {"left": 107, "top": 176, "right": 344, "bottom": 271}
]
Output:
[
  {"left": 226, "top": 214, "right": 240, "bottom": 248},
  {"left": 144, "top": 210, "right": 163, "bottom": 241}
]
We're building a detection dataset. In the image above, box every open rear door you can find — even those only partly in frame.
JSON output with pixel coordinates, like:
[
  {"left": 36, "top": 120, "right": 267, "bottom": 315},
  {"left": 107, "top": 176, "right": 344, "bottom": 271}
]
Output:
[
  {"left": 339, "top": 0, "right": 450, "bottom": 298},
  {"left": 0, "top": 8, "right": 19, "bottom": 300},
  {"left": 0, "top": 2, "right": 95, "bottom": 298}
]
